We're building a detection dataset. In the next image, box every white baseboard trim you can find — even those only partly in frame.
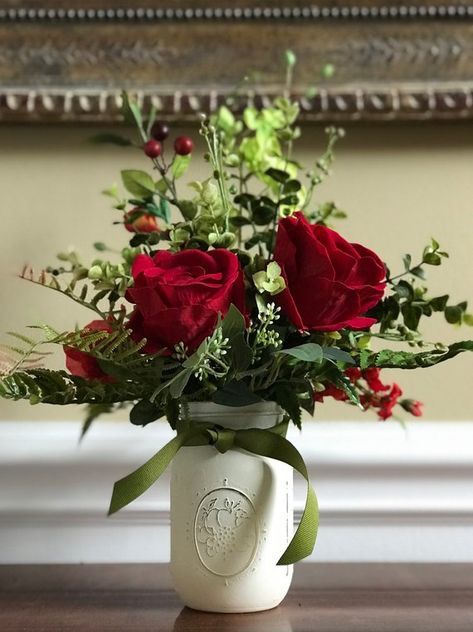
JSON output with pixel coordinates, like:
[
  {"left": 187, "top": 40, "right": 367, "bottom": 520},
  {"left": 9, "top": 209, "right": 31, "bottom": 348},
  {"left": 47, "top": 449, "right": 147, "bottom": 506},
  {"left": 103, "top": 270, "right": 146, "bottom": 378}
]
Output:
[{"left": 1, "top": 420, "right": 473, "bottom": 564}]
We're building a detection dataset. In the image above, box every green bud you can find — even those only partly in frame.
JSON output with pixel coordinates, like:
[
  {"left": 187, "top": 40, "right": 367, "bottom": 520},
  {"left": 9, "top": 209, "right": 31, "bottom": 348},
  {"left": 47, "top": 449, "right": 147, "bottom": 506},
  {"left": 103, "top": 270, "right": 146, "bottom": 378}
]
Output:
[
  {"left": 321, "top": 63, "right": 335, "bottom": 79},
  {"left": 285, "top": 49, "right": 297, "bottom": 67},
  {"left": 88, "top": 265, "right": 103, "bottom": 280}
]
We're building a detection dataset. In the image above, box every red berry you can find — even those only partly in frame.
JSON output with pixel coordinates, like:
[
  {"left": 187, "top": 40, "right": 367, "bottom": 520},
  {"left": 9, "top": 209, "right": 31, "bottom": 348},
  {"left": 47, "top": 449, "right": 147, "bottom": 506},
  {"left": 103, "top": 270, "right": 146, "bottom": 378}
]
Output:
[
  {"left": 124, "top": 209, "right": 159, "bottom": 233},
  {"left": 143, "top": 139, "right": 162, "bottom": 158},
  {"left": 174, "top": 136, "right": 193, "bottom": 156},
  {"left": 151, "top": 121, "right": 170, "bottom": 141}
]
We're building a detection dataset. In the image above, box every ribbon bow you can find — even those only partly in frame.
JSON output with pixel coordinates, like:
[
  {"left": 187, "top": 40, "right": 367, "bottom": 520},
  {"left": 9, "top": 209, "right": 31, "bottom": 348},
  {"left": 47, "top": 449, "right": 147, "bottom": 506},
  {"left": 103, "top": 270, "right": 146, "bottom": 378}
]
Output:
[{"left": 108, "top": 420, "right": 318, "bottom": 565}]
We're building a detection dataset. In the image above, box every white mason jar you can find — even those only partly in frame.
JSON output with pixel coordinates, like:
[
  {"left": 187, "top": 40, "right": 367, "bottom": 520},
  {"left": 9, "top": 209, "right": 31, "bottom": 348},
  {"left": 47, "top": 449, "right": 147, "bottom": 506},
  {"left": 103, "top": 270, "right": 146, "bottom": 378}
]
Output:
[{"left": 170, "top": 401, "right": 294, "bottom": 613}]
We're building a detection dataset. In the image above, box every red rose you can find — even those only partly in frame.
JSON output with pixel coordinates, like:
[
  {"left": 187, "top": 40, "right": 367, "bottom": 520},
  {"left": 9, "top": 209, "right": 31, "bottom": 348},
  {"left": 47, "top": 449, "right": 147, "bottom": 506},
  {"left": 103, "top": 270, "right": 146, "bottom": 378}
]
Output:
[
  {"left": 127, "top": 249, "right": 246, "bottom": 353},
  {"left": 274, "top": 212, "right": 386, "bottom": 331},
  {"left": 64, "top": 320, "right": 113, "bottom": 382}
]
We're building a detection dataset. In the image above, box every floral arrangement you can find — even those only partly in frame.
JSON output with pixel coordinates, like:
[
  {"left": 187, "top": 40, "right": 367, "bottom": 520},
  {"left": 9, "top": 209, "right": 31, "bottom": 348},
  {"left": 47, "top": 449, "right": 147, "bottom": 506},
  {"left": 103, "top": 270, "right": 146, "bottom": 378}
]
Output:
[{"left": 1, "top": 64, "right": 472, "bottom": 563}]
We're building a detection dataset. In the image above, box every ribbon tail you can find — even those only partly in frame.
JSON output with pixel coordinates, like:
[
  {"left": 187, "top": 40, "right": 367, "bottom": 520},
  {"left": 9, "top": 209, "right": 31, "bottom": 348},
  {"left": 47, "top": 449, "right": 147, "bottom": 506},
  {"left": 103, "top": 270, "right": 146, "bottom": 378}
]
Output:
[
  {"left": 235, "top": 429, "right": 319, "bottom": 566},
  {"left": 108, "top": 428, "right": 196, "bottom": 516}
]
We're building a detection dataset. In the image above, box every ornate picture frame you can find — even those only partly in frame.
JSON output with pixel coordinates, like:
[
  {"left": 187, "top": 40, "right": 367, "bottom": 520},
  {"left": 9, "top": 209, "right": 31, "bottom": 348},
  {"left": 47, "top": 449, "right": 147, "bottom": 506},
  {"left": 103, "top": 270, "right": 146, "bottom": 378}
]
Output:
[{"left": 1, "top": 1, "right": 473, "bottom": 124}]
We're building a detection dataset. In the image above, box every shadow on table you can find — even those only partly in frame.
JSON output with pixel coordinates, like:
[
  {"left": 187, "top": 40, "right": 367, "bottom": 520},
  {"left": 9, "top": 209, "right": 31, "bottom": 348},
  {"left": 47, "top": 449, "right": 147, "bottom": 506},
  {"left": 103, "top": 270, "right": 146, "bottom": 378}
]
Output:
[{"left": 173, "top": 605, "right": 293, "bottom": 631}]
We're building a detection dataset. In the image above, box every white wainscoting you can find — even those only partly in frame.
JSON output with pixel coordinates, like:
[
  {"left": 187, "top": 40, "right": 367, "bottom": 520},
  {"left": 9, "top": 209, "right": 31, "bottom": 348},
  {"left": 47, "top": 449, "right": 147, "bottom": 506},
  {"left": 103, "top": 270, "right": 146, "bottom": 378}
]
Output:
[{"left": 1, "top": 420, "right": 472, "bottom": 564}]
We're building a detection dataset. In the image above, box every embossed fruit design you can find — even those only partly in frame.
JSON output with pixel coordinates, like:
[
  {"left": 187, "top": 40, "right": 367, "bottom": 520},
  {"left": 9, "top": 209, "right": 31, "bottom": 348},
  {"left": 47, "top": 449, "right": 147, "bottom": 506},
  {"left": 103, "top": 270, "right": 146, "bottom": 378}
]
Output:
[{"left": 195, "top": 490, "right": 258, "bottom": 576}]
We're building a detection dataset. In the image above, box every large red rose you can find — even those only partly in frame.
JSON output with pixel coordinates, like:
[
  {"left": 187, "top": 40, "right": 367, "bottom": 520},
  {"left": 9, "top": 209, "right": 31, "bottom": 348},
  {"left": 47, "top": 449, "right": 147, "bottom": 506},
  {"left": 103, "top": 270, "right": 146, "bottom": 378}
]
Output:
[
  {"left": 127, "top": 249, "right": 246, "bottom": 353},
  {"left": 274, "top": 212, "right": 386, "bottom": 331},
  {"left": 64, "top": 320, "right": 113, "bottom": 382}
]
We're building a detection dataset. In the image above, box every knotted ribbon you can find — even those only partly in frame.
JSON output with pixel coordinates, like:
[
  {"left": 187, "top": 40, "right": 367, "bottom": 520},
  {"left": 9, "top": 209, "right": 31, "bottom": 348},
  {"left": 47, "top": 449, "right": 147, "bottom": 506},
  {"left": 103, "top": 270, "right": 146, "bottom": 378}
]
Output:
[{"left": 108, "top": 419, "right": 318, "bottom": 565}]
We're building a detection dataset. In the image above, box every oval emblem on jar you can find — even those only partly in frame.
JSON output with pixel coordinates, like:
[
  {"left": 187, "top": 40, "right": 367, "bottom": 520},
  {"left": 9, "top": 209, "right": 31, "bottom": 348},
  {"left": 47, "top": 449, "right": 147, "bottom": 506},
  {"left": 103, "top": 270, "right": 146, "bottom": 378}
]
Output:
[{"left": 194, "top": 487, "right": 258, "bottom": 577}]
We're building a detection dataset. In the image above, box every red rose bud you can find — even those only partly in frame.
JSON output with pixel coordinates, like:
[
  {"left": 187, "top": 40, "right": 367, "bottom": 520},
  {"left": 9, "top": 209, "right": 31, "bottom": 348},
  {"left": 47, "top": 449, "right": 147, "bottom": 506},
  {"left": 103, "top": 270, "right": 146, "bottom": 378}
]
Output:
[
  {"left": 151, "top": 121, "right": 170, "bottom": 141},
  {"left": 174, "top": 135, "right": 193, "bottom": 156},
  {"left": 64, "top": 320, "right": 114, "bottom": 383},
  {"left": 126, "top": 249, "right": 247, "bottom": 354},
  {"left": 274, "top": 212, "right": 386, "bottom": 332},
  {"left": 401, "top": 399, "right": 423, "bottom": 417},
  {"left": 143, "top": 139, "right": 162, "bottom": 158},
  {"left": 124, "top": 208, "right": 159, "bottom": 234}
]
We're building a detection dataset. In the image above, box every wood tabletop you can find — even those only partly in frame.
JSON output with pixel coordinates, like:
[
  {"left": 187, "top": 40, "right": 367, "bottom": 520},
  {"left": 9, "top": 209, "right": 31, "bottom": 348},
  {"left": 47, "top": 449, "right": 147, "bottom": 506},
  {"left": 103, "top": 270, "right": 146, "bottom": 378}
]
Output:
[{"left": 1, "top": 564, "right": 473, "bottom": 632}]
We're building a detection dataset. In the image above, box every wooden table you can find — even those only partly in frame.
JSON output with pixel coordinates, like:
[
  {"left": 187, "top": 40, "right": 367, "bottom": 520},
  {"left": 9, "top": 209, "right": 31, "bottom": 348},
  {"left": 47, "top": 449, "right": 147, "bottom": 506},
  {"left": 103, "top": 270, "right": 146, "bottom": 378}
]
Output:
[{"left": 1, "top": 564, "right": 473, "bottom": 631}]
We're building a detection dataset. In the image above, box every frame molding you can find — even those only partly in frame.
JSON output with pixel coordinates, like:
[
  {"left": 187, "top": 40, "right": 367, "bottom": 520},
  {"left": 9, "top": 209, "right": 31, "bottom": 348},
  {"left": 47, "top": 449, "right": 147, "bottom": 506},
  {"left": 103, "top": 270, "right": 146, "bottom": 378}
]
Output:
[
  {"left": 1, "top": 3, "right": 473, "bottom": 123},
  {"left": 1, "top": 5, "right": 473, "bottom": 22}
]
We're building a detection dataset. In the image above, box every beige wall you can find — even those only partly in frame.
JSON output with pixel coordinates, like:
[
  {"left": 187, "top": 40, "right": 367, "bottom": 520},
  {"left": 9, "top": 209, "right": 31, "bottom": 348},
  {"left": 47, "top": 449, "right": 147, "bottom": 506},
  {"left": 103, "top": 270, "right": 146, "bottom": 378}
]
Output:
[{"left": 0, "top": 122, "right": 472, "bottom": 422}]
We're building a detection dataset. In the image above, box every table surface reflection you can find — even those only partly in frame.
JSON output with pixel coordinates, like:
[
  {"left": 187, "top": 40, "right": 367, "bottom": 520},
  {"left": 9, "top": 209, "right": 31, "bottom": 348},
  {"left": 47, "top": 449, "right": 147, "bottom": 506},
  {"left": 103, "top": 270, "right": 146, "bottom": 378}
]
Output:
[{"left": 1, "top": 564, "right": 472, "bottom": 632}]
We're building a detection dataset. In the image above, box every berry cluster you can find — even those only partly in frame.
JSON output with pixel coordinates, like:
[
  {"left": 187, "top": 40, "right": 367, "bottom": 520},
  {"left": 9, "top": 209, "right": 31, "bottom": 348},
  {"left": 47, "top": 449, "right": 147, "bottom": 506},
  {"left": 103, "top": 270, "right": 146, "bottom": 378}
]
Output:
[{"left": 143, "top": 121, "right": 193, "bottom": 159}]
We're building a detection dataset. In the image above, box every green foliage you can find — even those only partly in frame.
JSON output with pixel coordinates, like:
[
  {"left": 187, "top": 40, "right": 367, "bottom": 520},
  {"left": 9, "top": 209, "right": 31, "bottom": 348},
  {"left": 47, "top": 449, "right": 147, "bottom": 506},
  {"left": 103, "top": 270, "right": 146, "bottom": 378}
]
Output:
[
  {"left": 130, "top": 399, "right": 165, "bottom": 426},
  {"left": 362, "top": 341, "right": 473, "bottom": 370},
  {"left": 81, "top": 403, "right": 114, "bottom": 440},
  {"left": 2, "top": 82, "right": 472, "bottom": 433},
  {"left": 280, "top": 343, "right": 323, "bottom": 363},
  {"left": 172, "top": 155, "right": 191, "bottom": 179},
  {"left": 0, "top": 369, "right": 145, "bottom": 405},
  {"left": 121, "top": 170, "right": 156, "bottom": 197}
]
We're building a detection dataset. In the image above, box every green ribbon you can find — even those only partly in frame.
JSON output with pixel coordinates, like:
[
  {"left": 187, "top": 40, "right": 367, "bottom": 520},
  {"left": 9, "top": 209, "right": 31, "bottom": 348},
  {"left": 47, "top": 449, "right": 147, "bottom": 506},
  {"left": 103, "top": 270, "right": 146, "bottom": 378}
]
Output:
[{"left": 108, "top": 420, "right": 318, "bottom": 565}]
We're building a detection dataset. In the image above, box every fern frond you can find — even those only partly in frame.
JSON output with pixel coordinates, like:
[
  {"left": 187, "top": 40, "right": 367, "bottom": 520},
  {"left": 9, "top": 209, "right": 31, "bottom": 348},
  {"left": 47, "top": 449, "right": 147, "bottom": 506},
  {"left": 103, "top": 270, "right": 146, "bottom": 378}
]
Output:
[
  {"left": 20, "top": 266, "right": 108, "bottom": 320},
  {"left": 28, "top": 323, "right": 62, "bottom": 341},
  {"left": 0, "top": 369, "right": 145, "bottom": 405},
  {"left": 6, "top": 331, "right": 36, "bottom": 346},
  {"left": 0, "top": 329, "right": 52, "bottom": 376}
]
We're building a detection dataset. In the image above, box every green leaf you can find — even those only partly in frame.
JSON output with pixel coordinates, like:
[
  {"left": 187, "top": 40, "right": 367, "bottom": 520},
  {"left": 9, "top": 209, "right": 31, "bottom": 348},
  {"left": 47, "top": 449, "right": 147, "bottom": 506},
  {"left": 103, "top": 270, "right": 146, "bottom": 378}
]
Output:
[
  {"left": 282, "top": 179, "right": 302, "bottom": 193},
  {"left": 243, "top": 107, "right": 259, "bottom": 130},
  {"left": 90, "top": 133, "right": 132, "bottom": 146},
  {"left": 229, "top": 216, "right": 252, "bottom": 228},
  {"left": 169, "top": 368, "right": 193, "bottom": 398},
  {"left": 221, "top": 304, "right": 246, "bottom": 340},
  {"left": 130, "top": 400, "right": 164, "bottom": 426},
  {"left": 172, "top": 155, "right": 191, "bottom": 179},
  {"left": 231, "top": 332, "right": 253, "bottom": 373},
  {"left": 280, "top": 195, "right": 299, "bottom": 206},
  {"left": 395, "top": 280, "right": 414, "bottom": 301},
  {"left": 212, "top": 380, "right": 261, "bottom": 407},
  {"left": 273, "top": 383, "right": 301, "bottom": 428},
  {"left": 430, "top": 295, "right": 449, "bottom": 311},
  {"left": 265, "top": 168, "right": 290, "bottom": 183},
  {"left": 323, "top": 347, "right": 355, "bottom": 365},
  {"left": 121, "top": 92, "right": 144, "bottom": 136},
  {"left": 221, "top": 305, "right": 252, "bottom": 372},
  {"left": 81, "top": 403, "right": 113, "bottom": 440},
  {"left": 463, "top": 314, "right": 473, "bottom": 326},
  {"left": 423, "top": 252, "right": 441, "bottom": 266},
  {"left": 252, "top": 205, "right": 276, "bottom": 226},
  {"left": 401, "top": 303, "right": 422, "bottom": 331},
  {"left": 334, "top": 374, "right": 363, "bottom": 409},
  {"left": 177, "top": 200, "right": 198, "bottom": 220},
  {"left": 445, "top": 305, "right": 463, "bottom": 324},
  {"left": 411, "top": 266, "right": 426, "bottom": 280},
  {"left": 280, "top": 343, "right": 323, "bottom": 363},
  {"left": 121, "top": 170, "right": 155, "bottom": 197}
]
